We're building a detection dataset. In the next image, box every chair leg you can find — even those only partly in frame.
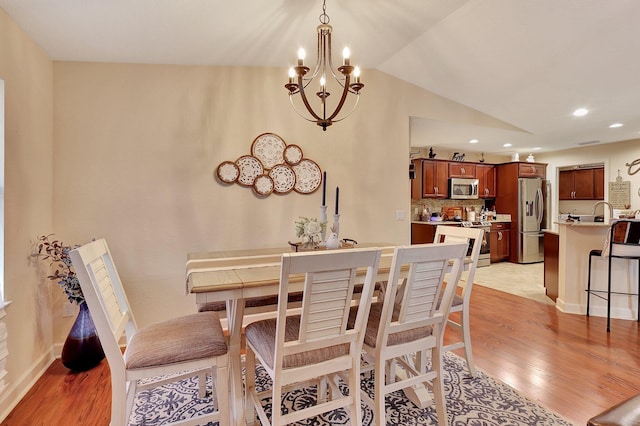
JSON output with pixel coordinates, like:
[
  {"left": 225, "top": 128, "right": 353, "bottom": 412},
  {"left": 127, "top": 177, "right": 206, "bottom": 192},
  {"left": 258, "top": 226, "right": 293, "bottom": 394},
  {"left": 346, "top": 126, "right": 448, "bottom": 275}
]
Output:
[
  {"left": 112, "top": 373, "right": 129, "bottom": 426},
  {"left": 461, "top": 307, "right": 476, "bottom": 377},
  {"left": 431, "top": 346, "right": 448, "bottom": 426},
  {"left": 197, "top": 370, "right": 207, "bottom": 398},
  {"left": 374, "top": 360, "right": 386, "bottom": 426},
  {"left": 216, "top": 356, "right": 231, "bottom": 426},
  {"left": 244, "top": 347, "right": 257, "bottom": 425},
  {"left": 125, "top": 378, "right": 138, "bottom": 426},
  {"left": 349, "top": 361, "right": 363, "bottom": 426}
]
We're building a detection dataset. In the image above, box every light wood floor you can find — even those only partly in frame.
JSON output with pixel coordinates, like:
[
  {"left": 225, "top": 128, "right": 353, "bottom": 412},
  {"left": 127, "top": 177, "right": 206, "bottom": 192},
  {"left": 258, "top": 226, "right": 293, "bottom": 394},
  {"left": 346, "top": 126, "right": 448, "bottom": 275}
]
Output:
[{"left": 2, "top": 284, "right": 639, "bottom": 425}]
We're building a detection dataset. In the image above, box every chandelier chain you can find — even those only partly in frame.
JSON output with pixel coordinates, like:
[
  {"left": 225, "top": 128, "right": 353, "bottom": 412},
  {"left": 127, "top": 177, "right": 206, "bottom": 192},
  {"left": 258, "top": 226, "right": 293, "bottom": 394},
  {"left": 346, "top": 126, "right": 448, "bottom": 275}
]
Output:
[{"left": 319, "top": 0, "right": 330, "bottom": 25}]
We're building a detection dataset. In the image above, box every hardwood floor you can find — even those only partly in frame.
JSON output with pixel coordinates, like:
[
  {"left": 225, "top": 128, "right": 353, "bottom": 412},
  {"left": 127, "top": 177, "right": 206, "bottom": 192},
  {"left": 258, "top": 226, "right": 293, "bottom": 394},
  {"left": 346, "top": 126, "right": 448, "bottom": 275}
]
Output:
[{"left": 2, "top": 284, "right": 639, "bottom": 425}]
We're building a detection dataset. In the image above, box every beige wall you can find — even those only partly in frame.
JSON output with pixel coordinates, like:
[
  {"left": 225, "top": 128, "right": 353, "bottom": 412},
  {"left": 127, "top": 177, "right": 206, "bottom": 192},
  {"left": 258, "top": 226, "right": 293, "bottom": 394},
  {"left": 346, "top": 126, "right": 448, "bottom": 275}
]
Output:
[
  {"left": 0, "top": 7, "right": 54, "bottom": 419},
  {"left": 51, "top": 63, "right": 509, "bottom": 330}
]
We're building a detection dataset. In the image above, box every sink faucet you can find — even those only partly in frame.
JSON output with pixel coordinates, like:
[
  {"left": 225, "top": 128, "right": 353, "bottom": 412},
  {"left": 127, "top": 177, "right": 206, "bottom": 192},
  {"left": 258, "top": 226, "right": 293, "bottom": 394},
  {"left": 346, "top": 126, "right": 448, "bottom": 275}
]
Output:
[{"left": 592, "top": 201, "right": 614, "bottom": 218}]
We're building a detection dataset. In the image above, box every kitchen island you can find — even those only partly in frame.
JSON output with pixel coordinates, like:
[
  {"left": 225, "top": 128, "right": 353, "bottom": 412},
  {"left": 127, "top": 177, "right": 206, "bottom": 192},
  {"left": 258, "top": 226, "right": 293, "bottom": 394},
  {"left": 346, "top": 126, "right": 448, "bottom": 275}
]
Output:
[{"left": 553, "top": 221, "right": 639, "bottom": 321}]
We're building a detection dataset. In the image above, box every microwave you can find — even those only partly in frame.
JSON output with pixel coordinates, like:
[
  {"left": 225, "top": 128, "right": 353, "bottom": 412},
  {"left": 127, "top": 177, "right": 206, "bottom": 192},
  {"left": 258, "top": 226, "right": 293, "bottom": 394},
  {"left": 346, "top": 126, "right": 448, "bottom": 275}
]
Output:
[{"left": 449, "top": 178, "right": 479, "bottom": 199}]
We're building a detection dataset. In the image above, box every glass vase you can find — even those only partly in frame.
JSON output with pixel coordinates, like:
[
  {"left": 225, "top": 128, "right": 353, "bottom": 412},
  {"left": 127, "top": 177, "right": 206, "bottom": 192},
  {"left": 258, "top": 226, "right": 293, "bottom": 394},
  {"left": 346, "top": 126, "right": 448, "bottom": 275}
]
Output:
[{"left": 61, "top": 301, "right": 105, "bottom": 372}]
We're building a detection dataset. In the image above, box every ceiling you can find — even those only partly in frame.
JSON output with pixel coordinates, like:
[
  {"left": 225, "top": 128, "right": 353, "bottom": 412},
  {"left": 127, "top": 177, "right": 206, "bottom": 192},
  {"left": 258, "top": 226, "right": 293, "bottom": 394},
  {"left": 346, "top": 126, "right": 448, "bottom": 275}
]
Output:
[{"left": 2, "top": 0, "right": 640, "bottom": 155}]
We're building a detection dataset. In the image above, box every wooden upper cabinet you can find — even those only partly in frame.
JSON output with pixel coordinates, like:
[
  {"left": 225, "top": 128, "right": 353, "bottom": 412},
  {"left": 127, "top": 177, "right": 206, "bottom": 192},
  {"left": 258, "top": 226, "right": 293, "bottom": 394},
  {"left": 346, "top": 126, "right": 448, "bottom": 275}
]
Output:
[
  {"left": 594, "top": 167, "right": 605, "bottom": 200},
  {"left": 559, "top": 168, "right": 603, "bottom": 200},
  {"left": 518, "top": 162, "right": 546, "bottom": 178},
  {"left": 448, "top": 162, "right": 476, "bottom": 178},
  {"left": 476, "top": 164, "right": 496, "bottom": 198},
  {"left": 411, "top": 159, "right": 449, "bottom": 199}
]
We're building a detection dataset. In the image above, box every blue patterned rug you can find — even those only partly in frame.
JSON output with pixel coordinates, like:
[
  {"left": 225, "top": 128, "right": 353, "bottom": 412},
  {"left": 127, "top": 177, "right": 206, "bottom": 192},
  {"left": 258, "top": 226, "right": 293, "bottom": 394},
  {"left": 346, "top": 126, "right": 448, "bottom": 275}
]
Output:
[{"left": 129, "top": 352, "right": 571, "bottom": 425}]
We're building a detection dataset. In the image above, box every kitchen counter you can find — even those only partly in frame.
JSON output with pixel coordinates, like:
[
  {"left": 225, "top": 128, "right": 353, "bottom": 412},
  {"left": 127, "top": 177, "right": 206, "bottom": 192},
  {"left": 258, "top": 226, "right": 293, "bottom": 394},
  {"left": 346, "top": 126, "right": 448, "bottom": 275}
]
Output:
[
  {"left": 412, "top": 220, "right": 511, "bottom": 225},
  {"left": 553, "top": 221, "right": 638, "bottom": 321}
]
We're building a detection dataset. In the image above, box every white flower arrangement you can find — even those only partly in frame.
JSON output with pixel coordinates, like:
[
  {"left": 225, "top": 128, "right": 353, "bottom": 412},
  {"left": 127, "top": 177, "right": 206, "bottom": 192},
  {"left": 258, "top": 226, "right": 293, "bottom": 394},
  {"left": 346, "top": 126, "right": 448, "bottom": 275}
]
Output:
[{"left": 295, "top": 217, "right": 326, "bottom": 246}]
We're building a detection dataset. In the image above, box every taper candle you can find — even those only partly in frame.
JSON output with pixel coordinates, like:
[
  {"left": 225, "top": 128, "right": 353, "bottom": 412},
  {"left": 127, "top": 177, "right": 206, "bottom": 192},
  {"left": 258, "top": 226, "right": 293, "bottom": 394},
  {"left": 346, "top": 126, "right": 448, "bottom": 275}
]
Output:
[
  {"left": 335, "top": 186, "right": 339, "bottom": 215},
  {"left": 322, "top": 171, "right": 326, "bottom": 206}
]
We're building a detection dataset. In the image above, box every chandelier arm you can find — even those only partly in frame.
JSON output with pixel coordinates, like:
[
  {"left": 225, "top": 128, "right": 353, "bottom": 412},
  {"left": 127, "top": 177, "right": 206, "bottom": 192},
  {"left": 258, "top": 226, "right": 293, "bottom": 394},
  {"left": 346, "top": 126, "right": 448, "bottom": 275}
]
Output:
[
  {"left": 327, "top": 95, "right": 360, "bottom": 123},
  {"left": 289, "top": 95, "right": 321, "bottom": 122},
  {"left": 297, "top": 77, "right": 323, "bottom": 121},
  {"left": 327, "top": 75, "right": 352, "bottom": 121}
]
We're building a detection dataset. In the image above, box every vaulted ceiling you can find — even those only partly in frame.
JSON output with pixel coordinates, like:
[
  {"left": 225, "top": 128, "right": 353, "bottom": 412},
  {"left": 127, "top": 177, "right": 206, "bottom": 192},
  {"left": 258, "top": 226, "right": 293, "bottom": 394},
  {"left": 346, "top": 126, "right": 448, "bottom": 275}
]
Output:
[{"left": 2, "top": 0, "right": 639, "bottom": 155}]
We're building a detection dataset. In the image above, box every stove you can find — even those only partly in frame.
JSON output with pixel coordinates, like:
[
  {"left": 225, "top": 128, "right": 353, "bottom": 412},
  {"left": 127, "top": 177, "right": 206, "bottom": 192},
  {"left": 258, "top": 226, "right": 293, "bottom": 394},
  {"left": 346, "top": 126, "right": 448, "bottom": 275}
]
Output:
[{"left": 460, "top": 221, "right": 491, "bottom": 267}]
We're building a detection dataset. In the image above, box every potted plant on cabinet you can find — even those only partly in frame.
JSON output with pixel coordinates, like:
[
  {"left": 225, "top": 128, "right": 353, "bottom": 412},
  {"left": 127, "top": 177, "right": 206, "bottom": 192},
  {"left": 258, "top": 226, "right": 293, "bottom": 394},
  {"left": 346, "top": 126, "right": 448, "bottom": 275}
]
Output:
[{"left": 32, "top": 235, "right": 104, "bottom": 372}]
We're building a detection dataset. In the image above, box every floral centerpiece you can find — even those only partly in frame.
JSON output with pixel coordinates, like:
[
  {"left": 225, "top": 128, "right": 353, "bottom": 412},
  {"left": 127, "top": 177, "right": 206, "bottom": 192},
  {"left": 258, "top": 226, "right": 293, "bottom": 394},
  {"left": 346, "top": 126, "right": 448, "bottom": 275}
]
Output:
[
  {"left": 32, "top": 235, "right": 84, "bottom": 304},
  {"left": 295, "top": 217, "right": 326, "bottom": 249}
]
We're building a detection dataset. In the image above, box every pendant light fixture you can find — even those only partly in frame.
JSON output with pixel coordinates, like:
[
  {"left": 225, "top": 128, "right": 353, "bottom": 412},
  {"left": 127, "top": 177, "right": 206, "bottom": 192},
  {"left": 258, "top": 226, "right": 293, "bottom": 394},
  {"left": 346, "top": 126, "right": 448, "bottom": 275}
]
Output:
[{"left": 285, "top": 0, "right": 364, "bottom": 131}]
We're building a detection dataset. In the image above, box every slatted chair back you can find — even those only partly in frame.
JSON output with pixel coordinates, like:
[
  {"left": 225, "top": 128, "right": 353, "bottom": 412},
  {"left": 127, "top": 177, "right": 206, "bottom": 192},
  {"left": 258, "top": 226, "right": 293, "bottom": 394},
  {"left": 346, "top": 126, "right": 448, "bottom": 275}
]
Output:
[
  {"left": 433, "top": 225, "right": 484, "bottom": 376},
  {"left": 274, "top": 247, "right": 381, "bottom": 374},
  {"left": 70, "top": 239, "right": 136, "bottom": 374}
]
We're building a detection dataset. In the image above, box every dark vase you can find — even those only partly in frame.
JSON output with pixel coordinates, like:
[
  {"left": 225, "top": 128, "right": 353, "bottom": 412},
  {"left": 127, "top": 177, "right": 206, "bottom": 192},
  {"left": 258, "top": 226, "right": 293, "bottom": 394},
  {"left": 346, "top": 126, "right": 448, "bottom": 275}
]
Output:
[{"left": 61, "top": 301, "right": 105, "bottom": 372}]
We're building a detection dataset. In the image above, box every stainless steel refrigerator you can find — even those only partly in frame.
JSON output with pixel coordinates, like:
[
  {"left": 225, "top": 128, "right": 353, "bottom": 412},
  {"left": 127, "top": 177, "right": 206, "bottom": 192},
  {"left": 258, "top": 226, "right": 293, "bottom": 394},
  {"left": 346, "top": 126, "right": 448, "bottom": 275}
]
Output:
[{"left": 518, "top": 177, "right": 544, "bottom": 263}]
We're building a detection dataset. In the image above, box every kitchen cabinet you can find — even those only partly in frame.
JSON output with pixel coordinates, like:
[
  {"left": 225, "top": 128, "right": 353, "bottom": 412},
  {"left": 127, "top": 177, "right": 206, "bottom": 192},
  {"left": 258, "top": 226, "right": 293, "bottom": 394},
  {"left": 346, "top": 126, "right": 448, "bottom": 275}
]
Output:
[
  {"left": 411, "top": 222, "right": 436, "bottom": 244},
  {"left": 476, "top": 164, "right": 496, "bottom": 198},
  {"left": 448, "top": 162, "right": 476, "bottom": 178},
  {"left": 517, "top": 162, "right": 546, "bottom": 178},
  {"left": 411, "top": 159, "right": 449, "bottom": 199},
  {"left": 559, "top": 168, "right": 603, "bottom": 200},
  {"left": 490, "top": 222, "right": 510, "bottom": 262},
  {"left": 594, "top": 167, "right": 605, "bottom": 200}
]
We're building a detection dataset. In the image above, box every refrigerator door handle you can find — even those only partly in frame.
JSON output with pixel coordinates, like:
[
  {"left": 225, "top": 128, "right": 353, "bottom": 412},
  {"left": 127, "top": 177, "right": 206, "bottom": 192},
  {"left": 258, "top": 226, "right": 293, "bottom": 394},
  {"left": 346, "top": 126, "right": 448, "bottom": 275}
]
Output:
[{"left": 535, "top": 187, "right": 544, "bottom": 226}]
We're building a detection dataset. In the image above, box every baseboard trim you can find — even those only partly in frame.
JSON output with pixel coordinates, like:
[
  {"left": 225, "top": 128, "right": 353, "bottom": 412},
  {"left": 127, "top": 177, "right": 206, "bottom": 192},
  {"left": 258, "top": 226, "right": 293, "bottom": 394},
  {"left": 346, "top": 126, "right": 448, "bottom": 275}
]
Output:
[{"left": 0, "top": 349, "right": 55, "bottom": 422}]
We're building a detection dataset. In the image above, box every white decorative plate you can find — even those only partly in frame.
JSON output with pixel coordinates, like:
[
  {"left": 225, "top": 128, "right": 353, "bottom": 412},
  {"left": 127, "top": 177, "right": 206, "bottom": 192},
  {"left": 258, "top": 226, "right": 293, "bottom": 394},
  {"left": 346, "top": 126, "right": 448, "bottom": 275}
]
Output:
[
  {"left": 292, "top": 159, "right": 322, "bottom": 194},
  {"left": 236, "top": 155, "right": 264, "bottom": 187},
  {"left": 215, "top": 161, "right": 240, "bottom": 183},
  {"left": 251, "top": 133, "right": 286, "bottom": 170},
  {"left": 283, "top": 144, "right": 303, "bottom": 166},
  {"left": 252, "top": 174, "right": 274, "bottom": 196},
  {"left": 269, "top": 164, "right": 297, "bottom": 194}
]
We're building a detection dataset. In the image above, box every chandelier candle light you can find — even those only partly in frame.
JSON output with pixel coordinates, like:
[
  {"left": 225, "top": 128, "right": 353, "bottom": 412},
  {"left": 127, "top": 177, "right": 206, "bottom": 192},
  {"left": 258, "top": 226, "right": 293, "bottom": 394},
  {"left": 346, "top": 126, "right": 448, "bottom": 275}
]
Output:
[{"left": 285, "top": 0, "right": 364, "bottom": 131}]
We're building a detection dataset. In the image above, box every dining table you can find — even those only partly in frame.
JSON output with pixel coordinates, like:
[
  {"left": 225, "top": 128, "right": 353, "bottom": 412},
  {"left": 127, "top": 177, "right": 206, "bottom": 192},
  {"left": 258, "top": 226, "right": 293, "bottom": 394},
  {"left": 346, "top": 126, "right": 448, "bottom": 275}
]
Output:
[
  {"left": 186, "top": 242, "right": 399, "bottom": 425},
  {"left": 185, "top": 242, "right": 468, "bottom": 425}
]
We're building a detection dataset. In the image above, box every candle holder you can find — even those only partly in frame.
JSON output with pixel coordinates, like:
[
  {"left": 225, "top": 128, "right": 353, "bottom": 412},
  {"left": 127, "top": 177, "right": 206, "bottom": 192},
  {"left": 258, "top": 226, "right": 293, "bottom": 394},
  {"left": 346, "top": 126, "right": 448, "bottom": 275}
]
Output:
[
  {"left": 319, "top": 205, "right": 328, "bottom": 243},
  {"left": 332, "top": 214, "right": 340, "bottom": 237}
]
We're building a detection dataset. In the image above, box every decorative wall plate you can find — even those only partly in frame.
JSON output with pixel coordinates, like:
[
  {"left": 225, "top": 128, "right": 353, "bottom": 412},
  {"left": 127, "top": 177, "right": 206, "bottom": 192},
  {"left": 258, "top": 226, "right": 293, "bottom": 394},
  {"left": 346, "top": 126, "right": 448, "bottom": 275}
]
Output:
[
  {"left": 269, "top": 164, "right": 296, "bottom": 194},
  {"left": 236, "top": 155, "right": 264, "bottom": 187},
  {"left": 252, "top": 174, "right": 274, "bottom": 196},
  {"left": 283, "top": 144, "right": 303, "bottom": 166},
  {"left": 292, "top": 159, "right": 322, "bottom": 194},
  {"left": 215, "top": 161, "right": 240, "bottom": 183},
  {"left": 251, "top": 133, "right": 286, "bottom": 170}
]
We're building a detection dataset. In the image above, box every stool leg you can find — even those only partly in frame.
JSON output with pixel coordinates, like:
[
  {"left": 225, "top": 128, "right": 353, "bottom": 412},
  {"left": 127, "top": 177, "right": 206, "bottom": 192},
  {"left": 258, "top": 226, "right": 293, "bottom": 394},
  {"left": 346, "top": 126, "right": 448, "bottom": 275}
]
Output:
[
  {"left": 587, "top": 253, "right": 593, "bottom": 317},
  {"left": 607, "top": 254, "right": 612, "bottom": 332}
]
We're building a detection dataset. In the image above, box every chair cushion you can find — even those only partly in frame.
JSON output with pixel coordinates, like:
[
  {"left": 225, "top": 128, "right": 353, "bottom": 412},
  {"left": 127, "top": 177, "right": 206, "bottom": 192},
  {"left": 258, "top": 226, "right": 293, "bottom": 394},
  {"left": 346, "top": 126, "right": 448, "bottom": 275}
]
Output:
[
  {"left": 349, "top": 302, "right": 433, "bottom": 348},
  {"left": 125, "top": 312, "right": 227, "bottom": 370},
  {"left": 244, "top": 316, "right": 350, "bottom": 370}
]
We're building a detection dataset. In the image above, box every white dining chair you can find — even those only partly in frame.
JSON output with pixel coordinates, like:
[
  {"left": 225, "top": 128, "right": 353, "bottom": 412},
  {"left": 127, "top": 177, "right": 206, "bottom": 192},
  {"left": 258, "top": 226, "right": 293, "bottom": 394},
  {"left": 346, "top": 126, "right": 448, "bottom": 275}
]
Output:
[
  {"left": 355, "top": 242, "right": 467, "bottom": 426},
  {"left": 243, "top": 247, "right": 382, "bottom": 425},
  {"left": 434, "top": 225, "right": 484, "bottom": 377},
  {"left": 70, "top": 238, "right": 230, "bottom": 426}
]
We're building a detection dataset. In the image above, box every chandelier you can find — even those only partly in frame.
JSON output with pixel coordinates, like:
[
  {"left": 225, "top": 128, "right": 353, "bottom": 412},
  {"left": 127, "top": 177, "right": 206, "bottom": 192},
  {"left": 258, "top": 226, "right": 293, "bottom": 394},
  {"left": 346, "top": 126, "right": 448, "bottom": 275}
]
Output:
[{"left": 285, "top": 0, "right": 364, "bottom": 131}]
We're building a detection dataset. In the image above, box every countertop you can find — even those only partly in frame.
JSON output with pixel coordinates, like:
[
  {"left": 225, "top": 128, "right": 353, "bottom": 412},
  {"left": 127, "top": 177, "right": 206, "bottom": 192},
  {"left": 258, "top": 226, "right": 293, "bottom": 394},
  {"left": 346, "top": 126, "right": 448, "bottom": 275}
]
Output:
[
  {"left": 553, "top": 220, "right": 611, "bottom": 227},
  {"left": 412, "top": 220, "right": 511, "bottom": 225}
]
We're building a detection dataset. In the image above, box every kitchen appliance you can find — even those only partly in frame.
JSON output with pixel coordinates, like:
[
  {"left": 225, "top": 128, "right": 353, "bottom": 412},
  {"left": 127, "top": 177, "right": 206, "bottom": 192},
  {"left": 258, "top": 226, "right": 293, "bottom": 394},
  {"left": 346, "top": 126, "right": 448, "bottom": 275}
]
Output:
[
  {"left": 461, "top": 221, "right": 491, "bottom": 267},
  {"left": 449, "top": 178, "right": 479, "bottom": 200},
  {"left": 518, "top": 177, "right": 544, "bottom": 263}
]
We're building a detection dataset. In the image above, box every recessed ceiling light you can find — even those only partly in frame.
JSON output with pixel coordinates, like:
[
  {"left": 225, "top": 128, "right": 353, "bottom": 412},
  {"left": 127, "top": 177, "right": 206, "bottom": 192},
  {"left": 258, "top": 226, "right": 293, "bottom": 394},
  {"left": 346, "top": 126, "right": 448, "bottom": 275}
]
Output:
[
  {"left": 609, "top": 123, "right": 623, "bottom": 128},
  {"left": 503, "top": 143, "right": 512, "bottom": 148},
  {"left": 533, "top": 147, "right": 541, "bottom": 150},
  {"left": 469, "top": 139, "right": 479, "bottom": 144},
  {"left": 572, "top": 108, "right": 589, "bottom": 117}
]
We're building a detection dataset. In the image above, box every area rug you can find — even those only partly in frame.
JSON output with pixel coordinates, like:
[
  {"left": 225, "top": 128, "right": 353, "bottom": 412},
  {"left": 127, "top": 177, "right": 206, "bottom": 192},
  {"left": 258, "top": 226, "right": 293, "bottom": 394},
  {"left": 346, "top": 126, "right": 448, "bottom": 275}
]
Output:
[{"left": 129, "top": 352, "right": 571, "bottom": 425}]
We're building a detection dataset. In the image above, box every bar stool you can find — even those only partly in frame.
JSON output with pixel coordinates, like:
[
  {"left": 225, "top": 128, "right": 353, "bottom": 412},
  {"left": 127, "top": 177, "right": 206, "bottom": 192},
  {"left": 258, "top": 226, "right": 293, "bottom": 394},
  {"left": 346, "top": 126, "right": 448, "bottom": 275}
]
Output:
[{"left": 585, "top": 220, "right": 640, "bottom": 332}]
